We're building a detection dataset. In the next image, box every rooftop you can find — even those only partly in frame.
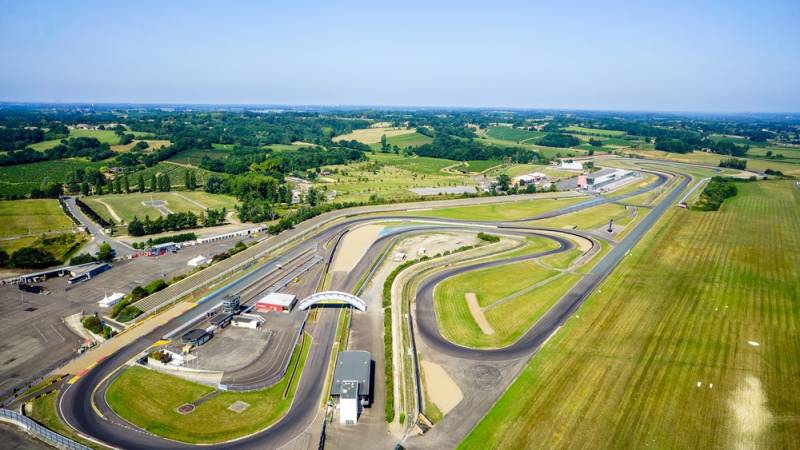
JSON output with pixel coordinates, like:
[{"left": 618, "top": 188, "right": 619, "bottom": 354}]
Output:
[
  {"left": 256, "top": 292, "right": 297, "bottom": 307},
  {"left": 182, "top": 329, "right": 209, "bottom": 342},
  {"left": 331, "top": 350, "right": 371, "bottom": 397}
]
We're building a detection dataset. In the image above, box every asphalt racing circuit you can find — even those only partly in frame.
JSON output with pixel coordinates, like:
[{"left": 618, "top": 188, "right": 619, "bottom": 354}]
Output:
[{"left": 55, "top": 159, "right": 699, "bottom": 449}]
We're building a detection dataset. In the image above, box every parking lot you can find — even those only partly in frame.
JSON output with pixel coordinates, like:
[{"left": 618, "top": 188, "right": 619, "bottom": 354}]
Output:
[{"left": 0, "top": 238, "right": 245, "bottom": 399}]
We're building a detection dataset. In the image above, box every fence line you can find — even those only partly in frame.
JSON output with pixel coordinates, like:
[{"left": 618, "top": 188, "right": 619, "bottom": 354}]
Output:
[{"left": 0, "top": 408, "right": 91, "bottom": 450}]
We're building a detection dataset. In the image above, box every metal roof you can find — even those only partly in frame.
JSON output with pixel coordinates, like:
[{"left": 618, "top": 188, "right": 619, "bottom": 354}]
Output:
[
  {"left": 331, "top": 351, "right": 371, "bottom": 396},
  {"left": 256, "top": 292, "right": 297, "bottom": 307},
  {"left": 182, "top": 329, "right": 209, "bottom": 342}
]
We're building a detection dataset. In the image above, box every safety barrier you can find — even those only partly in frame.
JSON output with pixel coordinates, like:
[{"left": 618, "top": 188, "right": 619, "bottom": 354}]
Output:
[{"left": 0, "top": 408, "right": 91, "bottom": 450}]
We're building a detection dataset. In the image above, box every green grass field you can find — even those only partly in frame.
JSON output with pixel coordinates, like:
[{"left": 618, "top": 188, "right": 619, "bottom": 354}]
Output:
[
  {"left": 462, "top": 160, "right": 503, "bottom": 172},
  {"left": 366, "top": 153, "right": 459, "bottom": 175},
  {"left": 485, "top": 126, "right": 544, "bottom": 142},
  {"left": 25, "top": 129, "right": 123, "bottom": 152},
  {"left": 461, "top": 180, "right": 800, "bottom": 449},
  {"left": 533, "top": 202, "right": 633, "bottom": 230},
  {"left": 562, "top": 125, "right": 626, "bottom": 137},
  {"left": 83, "top": 191, "right": 238, "bottom": 225},
  {"left": 168, "top": 148, "right": 231, "bottom": 166},
  {"left": 0, "top": 199, "right": 74, "bottom": 237},
  {"left": 629, "top": 149, "right": 800, "bottom": 176},
  {"left": 106, "top": 332, "right": 311, "bottom": 444},
  {"left": 434, "top": 256, "right": 578, "bottom": 348},
  {"left": 410, "top": 196, "right": 586, "bottom": 221},
  {"left": 28, "top": 391, "right": 105, "bottom": 450},
  {"left": 369, "top": 132, "right": 433, "bottom": 150}
]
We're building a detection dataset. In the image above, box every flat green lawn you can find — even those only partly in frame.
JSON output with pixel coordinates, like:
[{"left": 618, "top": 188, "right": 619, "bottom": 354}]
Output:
[
  {"left": 485, "top": 126, "right": 544, "bottom": 142},
  {"left": 434, "top": 256, "right": 578, "bottom": 348},
  {"left": 69, "top": 129, "right": 122, "bottom": 144},
  {"left": 464, "top": 160, "right": 503, "bottom": 172},
  {"left": 461, "top": 180, "right": 800, "bottom": 449},
  {"left": 562, "top": 125, "right": 626, "bottom": 137},
  {"left": 83, "top": 191, "right": 237, "bottom": 225},
  {"left": 411, "top": 196, "right": 586, "bottom": 221},
  {"left": 534, "top": 202, "right": 632, "bottom": 230},
  {"left": 168, "top": 148, "right": 230, "bottom": 166},
  {"left": 107, "top": 332, "right": 311, "bottom": 444},
  {"left": 369, "top": 132, "right": 433, "bottom": 149},
  {"left": 630, "top": 149, "right": 800, "bottom": 176},
  {"left": 0, "top": 199, "right": 73, "bottom": 237}
]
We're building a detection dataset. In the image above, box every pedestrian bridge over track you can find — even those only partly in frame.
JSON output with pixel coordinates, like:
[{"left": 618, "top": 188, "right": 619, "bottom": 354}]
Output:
[{"left": 297, "top": 291, "right": 367, "bottom": 312}]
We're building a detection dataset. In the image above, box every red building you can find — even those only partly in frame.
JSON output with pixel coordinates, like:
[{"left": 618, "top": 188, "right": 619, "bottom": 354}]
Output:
[{"left": 255, "top": 292, "right": 297, "bottom": 313}]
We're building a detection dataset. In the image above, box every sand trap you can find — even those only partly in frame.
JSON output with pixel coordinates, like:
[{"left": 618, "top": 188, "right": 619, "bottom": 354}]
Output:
[
  {"left": 330, "top": 224, "right": 384, "bottom": 272},
  {"left": 421, "top": 361, "right": 463, "bottom": 415},
  {"left": 465, "top": 293, "right": 494, "bottom": 335},
  {"left": 729, "top": 375, "right": 772, "bottom": 449}
]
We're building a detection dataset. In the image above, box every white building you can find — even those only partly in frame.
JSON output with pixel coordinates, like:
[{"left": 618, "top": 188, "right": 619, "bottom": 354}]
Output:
[
  {"left": 187, "top": 255, "right": 209, "bottom": 267},
  {"left": 513, "top": 172, "right": 547, "bottom": 187},
  {"left": 559, "top": 160, "right": 584, "bottom": 170},
  {"left": 98, "top": 292, "right": 125, "bottom": 308}
]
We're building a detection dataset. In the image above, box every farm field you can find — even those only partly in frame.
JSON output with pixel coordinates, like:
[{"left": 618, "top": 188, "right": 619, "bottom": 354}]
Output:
[
  {"left": 484, "top": 126, "right": 544, "bottom": 142},
  {"left": 460, "top": 180, "right": 800, "bottom": 449},
  {"left": 169, "top": 148, "right": 230, "bottom": 166},
  {"left": 83, "top": 191, "right": 238, "bottom": 225},
  {"left": 0, "top": 159, "right": 105, "bottom": 197},
  {"left": 366, "top": 153, "right": 459, "bottom": 175},
  {"left": 409, "top": 195, "right": 586, "bottom": 221},
  {"left": 434, "top": 257, "right": 579, "bottom": 348},
  {"left": 132, "top": 162, "right": 221, "bottom": 187},
  {"left": 112, "top": 139, "right": 170, "bottom": 153},
  {"left": 369, "top": 132, "right": 433, "bottom": 149},
  {"left": 747, "top": 145, "right": 800, "bottom": 161},
  {"left": 333, "top": 126, "right": 418, "bottom": 144},
  {"left": 106, "top": 333, "right": 310, "bottom": 444},
  {"left": 533, "top": 202, "right": 634, "bottom": 231},
  {"left": 562, "top": 125, "right": 626, "bottom": 137},
  {"left": 68, "top": 129, "right": 122, "bottom": 144}
]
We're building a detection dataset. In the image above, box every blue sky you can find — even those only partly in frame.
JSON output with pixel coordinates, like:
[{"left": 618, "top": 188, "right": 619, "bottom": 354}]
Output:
[{"left": 1, "top": 0, "right": 798, "bottom": 112}]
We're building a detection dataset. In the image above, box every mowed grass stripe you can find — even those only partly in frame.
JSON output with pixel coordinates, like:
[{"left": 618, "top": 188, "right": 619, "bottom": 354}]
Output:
[{"left": 460, "top": 180, "right": 800, "bottom": 449}]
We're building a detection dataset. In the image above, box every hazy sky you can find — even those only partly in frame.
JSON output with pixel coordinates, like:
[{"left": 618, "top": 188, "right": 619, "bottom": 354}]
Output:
[{"left": 1, "top": 0, "right": 798, "bottom": 112}]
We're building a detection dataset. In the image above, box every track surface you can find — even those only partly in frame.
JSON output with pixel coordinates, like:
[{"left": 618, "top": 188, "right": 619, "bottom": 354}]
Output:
[{"left": 57, "top": 160, "right": 690, "bottom": 449}]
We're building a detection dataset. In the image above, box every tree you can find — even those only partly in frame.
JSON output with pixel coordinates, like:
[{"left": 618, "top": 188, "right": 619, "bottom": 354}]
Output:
[
  {"left": 497, "top": 173, "right": 511, "bottom": 192},
  {"left": 127, "top": 216, "right": 145, "bottom": 236},
  {"left": 138, "top": 173, "right": 145, "bottom": 193},
  {"left": 184, "top": 170, "right": 191, "bottom": 190},
  {"left": 189, "top": 171, "right": 197, "bottom": 190},
  {"left": 114, "top": 178, "right": 121, "bottom": 194},
  {"left": 96, "top": 242, "right": 115, "bottom": 262},
  {"left": 150, "top": 174, "right": 157, "bottom": 192},
  {"left": 307, "top": 187, "right": 320, "bottom": 206},
  {"left": 123, "top": 174, "right": 130, "bottom": 193},
  {"left": 0, "top": 248, "right": 8, "bottom": 267},
  {"left": 380, "top": 134, "right": 388, "bottom": 152},
  {"left": 81, "top": 181, "right": 90, "bottom": 196},
  {"left": 205, "top": 175, "right": 225, "bottom": 193},
  {"left": 10, "top": 247, "right": 58, "bottom": 269}
]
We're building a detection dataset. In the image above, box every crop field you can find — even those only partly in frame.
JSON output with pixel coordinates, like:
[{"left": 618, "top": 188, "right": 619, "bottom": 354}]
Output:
[
  {"left": 485, "top": 126, "right": 544, "bottom": 142},
  {"left": 333, "top": 126, "right": 418, "bottom": 144},
  {"left": 434, "top": 257, "right": 579, "bottom": 348},
  {"left": 169, "top": 148, "right": 230, "bottom": 166},
  {"left": 133, "top": 162, "right": 221, "bottom": 187},
  {"left": 106, "top": 333, "right": 310, "bottom": 444},
  {"left": 747, "top": 145, "right": 800, "bottom": 161},
  {"left": 0, "top": 159, "right": 104, "bottom": 197},
  {"left": 410, "top": 195, "right": 586, "bottom": 221},
  {"left": 369, "top": 132, "right": 433, "bottom": 149},
  {"left": 68, "top": 129, "right": 122, "bottom": 144},
  {"left": 461, "top": 159, "right": 503, "bottom": 172},
  {"left": 562, "top": 125, "right": 626, "bottom": 137},
  {"left": 461, "top": 180, "right": 800, "bottom": 449},
  {"left": 112, "top": 139, "right": 170, "bottom": 153},
  {"left": 83, "top": 191, "right": 238, "bottom": 224}
]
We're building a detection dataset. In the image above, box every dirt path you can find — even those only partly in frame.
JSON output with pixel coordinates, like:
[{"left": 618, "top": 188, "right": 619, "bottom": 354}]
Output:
[
  {"left": 421, "top": 360, "right": 463, "bottom": 415},
  {"left": 465, "top": 293, "right": 494, "bottom": 335},
  {"left": 172, "top": 192, "right": 207, "bottom": 210},
  {"left": 93, "top": 199, "right": 123, "bottom": 223}
]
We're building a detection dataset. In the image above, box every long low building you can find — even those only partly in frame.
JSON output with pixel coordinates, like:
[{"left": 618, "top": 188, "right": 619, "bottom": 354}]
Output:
[
  {"left": 577, "top": 168, "right": 635, "bottom": 191},
  {"left": 255, "top": 292, "right": 297, "bottom": 313}
]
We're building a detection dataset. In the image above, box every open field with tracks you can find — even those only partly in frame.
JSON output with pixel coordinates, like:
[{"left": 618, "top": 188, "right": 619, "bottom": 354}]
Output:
[
  {"left": 461, "top": 180, "right": 800, "bottom": 449},
  {"left": 0, "top": 199, "right": 74, "bottom": 237},
  {"left": 628, "top": 149, "right": 800, "bottom": 176},
  {"left": 83, "top": 191, "right": 238, "bottom": 224}
]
